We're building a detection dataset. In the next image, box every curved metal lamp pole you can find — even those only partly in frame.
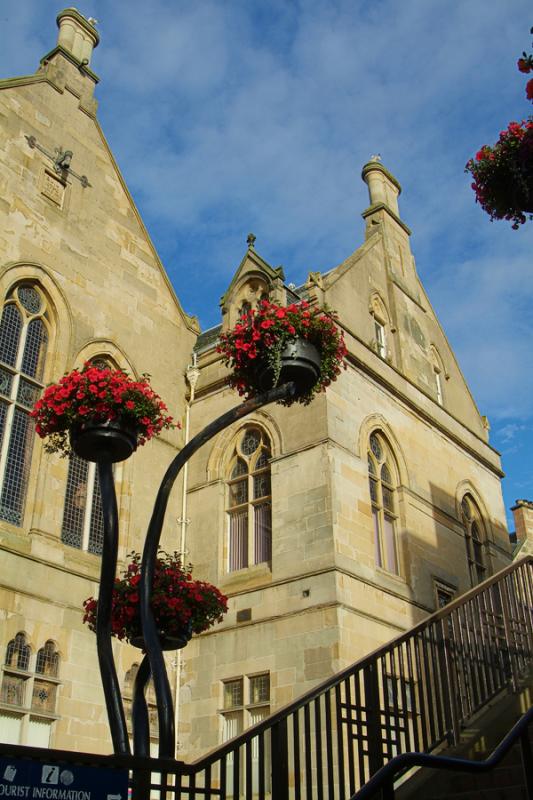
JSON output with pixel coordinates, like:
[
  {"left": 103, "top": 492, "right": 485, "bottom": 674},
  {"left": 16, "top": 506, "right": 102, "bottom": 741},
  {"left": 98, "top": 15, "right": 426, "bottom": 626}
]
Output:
[
  {"left": 138, "top": 380, "right": 297, "bottom": 758},
  {"left": 95, "top": 461, "right": 131, "bottom": 755},
  {"left": 91, "top": 381, "right": 297, "bottom": 759}
]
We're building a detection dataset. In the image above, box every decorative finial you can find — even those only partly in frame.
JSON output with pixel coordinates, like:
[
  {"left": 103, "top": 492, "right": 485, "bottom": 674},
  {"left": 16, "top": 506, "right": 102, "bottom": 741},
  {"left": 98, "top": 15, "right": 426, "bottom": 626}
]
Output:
[
  {"left": 370, "top": 154, "right": 382, "bottom": 162},
  {"left": 87, "top": 17, "right": 99, "bottom": 26},
  {"left": 247, "top": 233, "right": 256, "bottom": 249}
]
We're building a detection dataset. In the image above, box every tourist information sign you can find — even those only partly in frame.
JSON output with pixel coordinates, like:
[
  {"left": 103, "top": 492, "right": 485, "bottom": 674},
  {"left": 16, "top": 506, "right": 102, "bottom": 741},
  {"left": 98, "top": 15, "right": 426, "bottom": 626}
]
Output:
[{"left": 0, "top": 757, "right": 129, "bottom": 800}]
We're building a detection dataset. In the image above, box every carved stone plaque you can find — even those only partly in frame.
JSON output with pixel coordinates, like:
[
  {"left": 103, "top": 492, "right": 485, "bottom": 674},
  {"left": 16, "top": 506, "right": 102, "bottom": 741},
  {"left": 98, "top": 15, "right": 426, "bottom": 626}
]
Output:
[{"left": 42, "top": 170, "right": 65, "bottom": 207}]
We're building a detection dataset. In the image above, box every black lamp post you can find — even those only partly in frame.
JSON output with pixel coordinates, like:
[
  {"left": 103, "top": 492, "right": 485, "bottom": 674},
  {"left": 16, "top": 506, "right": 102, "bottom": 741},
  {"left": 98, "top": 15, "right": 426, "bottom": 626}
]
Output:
[{"left": 73, "top": 338, "right": 320, "bottom": 761}]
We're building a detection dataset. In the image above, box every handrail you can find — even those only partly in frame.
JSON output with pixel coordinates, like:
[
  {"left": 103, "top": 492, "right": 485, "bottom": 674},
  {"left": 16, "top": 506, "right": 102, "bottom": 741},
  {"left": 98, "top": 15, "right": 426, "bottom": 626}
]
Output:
[
  {"left": 168, "top": 554, "right": 533, "bottom": 799},
  {"left": 0, "top": 557, "right": 531, "bottom": 799},
  {"left": 189, "top": 554, "right": 533, "bottom": 768},
  {"left": 351, "top": 704, "right": 533, "bottom": 799}
]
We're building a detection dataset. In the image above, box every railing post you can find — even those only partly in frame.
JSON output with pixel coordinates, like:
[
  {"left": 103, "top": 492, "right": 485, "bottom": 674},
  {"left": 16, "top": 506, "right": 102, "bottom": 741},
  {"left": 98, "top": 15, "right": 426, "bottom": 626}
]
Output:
[
  {"left": 499, "top": 580, "right": 519, "bottom": 692},
  {"left": 271, "top": 717, "right": 290, "bottom": 800},
  {"left": 438, "top": 618, "right": 461, "bottom": 745},
  {"left": 363, "top": 662, "right": 384, "bottom": 777},
  {"left": 131, "top": 763, "right": 151, "bottom": 800}
]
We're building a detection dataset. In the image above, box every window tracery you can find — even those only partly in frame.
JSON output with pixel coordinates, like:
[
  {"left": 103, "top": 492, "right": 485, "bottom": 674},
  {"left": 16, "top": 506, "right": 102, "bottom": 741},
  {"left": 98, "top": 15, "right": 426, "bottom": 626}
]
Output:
[
  {"left": 461, "top": 495, "right": 487, "bottom": 586},
  {"left": 226, "top": 427, "right": 272, "bottom": 571},
  {"left": 367, "top": 432, "right": 399, "bottom": 574}
]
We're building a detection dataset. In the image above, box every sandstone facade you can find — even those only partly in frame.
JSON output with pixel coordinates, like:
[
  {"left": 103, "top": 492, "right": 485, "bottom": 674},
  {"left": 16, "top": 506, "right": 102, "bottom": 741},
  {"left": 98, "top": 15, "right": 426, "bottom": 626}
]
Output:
[{"left": 0, "top": 9, "right": 512, "bottom": 761}]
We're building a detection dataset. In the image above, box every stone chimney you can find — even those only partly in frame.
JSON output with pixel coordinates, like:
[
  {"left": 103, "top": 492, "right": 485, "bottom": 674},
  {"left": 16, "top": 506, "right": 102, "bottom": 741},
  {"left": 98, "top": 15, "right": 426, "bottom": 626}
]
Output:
[
  {"left": 511, "top": 499, "right": 533, "bottom": 555},
  {"left": 56, "top": 8, "right": 99, "bottom": 66}
]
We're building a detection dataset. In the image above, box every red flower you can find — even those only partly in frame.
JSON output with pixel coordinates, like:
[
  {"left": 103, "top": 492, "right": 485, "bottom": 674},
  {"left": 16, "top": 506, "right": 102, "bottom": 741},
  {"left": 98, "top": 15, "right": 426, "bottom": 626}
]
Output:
[
  {"left": 217, "top": 300, "right": 346, "bottom": 405},
  {"left": 82, "top": 551, "right": 228, "bottom": 644},
  {"left": 518, "top": 58, "right": 532, "bottom": 74},
  {"left": 527, "top": 78, "right": 533, "bottom": 101},
  {"left": 32, "top": 364, "right": 177, "bottom": 456}
]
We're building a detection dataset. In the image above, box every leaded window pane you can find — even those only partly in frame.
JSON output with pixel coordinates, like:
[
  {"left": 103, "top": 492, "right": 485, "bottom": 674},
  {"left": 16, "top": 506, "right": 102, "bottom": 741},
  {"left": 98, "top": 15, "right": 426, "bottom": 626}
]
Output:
[
  {"left": 372, "top": 508, "right": 382, "bottom": 568},
  {"left": 36, "top": 642, "right": 59, "bottom": 677},
  {"left": 241, "top": 429, "right": 260, "bottom": 456},
  {"left": 229, "top": 479, "right": 248, "bottom": 507},
  {"left": 17, "top": 286, "right": 42, "bottom": 315},
  {"left": 61, "top": 455, "right": 88, "bottom": 550},
  {"left": 381, "top": 463, "right": 392, "bottom": 484},
  {"left": 0, "top": 409, "right": 34, "bottom": 526},
  {"left": 253, "top": 473, "right": 270, "bottom": 499},
  {"left": 224, "top": 679, "right": 243, "bottom": 709},
  {"left": 384, "top": 514, "right": 397, "bottom": 574},
  {"left": 471, "top": 521, "right": 481, "bottom": 543},
  {"left": 255, "top": 449, "right": 271, "bottom": 469},
  {"left": 16, "top": 379, "right": 41, "bottom": 410},
  {"left": 250, "top": 674, "right": 270, "bottom": 704},
  {"left": 21, "top": 318, "right": 48, "bottom": 380},
  {"left": 0, "top": 368, "right": 13, "bottom": 398},
  {"left": 254, "top": 502, "right": 271, "bottom": 564},
  {"left": 370, "top": 433, "right": 382, "bottom": 460},
  {"left": 231, "top": 458, "right": 247, "bottom": 478},
  {"left": 382, "top": 485, "right": 394, "bottom": 512},
  {"left": 0, "top": 402, "right": 8, "bottom": 452},
  {"left": 0, "top": 305, "right": 22, "bottom": 368},
  {"left": 6, "top": 634, "right": 30, "bottom": 670},
  {"left": 369, "top": 477, "right": 378, "bottom": 504},
  {"left": 88, "top": 468, "right": 104, "bottom": 555},
  {"left": 229, "top": 510, "right": 248, "bottom": 571},
  {"left": 368, "top": 454, "right": 376, "bottom": 476},
  {"left": 461, "top": 496, "right": 472, "bottom": 520}
]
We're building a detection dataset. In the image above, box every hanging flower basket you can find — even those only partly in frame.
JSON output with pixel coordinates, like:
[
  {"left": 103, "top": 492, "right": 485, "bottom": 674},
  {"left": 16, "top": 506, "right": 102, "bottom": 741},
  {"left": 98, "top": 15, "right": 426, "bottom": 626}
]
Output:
[
  {"left": 82, "top": 551, "right": 228, "bottom": 650},
  {"left": 217, "top": 300, "right": 347, "bottom": 405},
  {"left": 466, "top": 35, "right": 533, "bottom": 229},
  {"left": 465, "top": 119, "right": 533, "bottom": 228},
  {"left": 31, "top": 362, "right": 176, "bottom": 461}
]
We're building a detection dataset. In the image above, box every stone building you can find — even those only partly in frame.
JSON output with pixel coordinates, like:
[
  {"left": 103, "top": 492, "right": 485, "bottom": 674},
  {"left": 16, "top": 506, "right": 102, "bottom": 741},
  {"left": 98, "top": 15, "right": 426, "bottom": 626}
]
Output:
[{"left": 0, "top": 9, "right": 512, "bottom": 760}]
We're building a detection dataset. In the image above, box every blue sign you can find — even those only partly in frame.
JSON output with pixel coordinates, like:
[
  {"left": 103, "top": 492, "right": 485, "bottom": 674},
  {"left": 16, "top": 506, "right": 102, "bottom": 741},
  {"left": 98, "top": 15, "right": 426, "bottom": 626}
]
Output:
[{"left": 0, "top": 758, "right": 128, "bottom": 800}]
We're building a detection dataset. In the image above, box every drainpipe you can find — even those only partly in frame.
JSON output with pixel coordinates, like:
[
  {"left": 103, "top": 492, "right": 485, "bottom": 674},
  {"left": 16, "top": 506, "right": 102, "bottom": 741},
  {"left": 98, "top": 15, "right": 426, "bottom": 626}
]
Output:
[{"left": 174, "top": 354, "right": 200, "bottom": 755}]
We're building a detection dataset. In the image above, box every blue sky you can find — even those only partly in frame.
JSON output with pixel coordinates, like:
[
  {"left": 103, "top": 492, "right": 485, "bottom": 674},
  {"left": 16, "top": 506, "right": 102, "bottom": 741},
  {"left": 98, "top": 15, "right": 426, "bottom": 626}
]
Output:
[{"left": 1, "top": 1, "right": 532, "bottom": 530}]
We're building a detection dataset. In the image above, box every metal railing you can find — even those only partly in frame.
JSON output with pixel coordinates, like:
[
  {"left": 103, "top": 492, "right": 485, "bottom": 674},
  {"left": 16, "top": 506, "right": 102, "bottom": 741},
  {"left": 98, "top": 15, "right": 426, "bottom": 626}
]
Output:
[
  {"left": 351, "top": 704, "right": 533, "bottom": 799},
  {"left": 1, "top": 557, "right": 531, "bottom": 799},
  {"left": 170, "top": 555, "right": 533, "bottom": 799}
]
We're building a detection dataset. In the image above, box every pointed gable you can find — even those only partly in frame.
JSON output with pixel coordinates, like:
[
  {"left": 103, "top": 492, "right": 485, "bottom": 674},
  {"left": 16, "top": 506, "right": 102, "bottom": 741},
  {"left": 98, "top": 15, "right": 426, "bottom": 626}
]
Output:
[{"left": 220, "top": 235, "right": 286, "bottom": 330}]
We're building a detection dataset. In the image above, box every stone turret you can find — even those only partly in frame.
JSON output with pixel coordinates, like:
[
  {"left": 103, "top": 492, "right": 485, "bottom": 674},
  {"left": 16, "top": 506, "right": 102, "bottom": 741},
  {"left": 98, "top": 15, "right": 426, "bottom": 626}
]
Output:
[
  {"left": 38, "top": 8, "right": 100, "bottom": 110},
  {"left": 56, "top": 8, "right": 99, "bottom": 66}
]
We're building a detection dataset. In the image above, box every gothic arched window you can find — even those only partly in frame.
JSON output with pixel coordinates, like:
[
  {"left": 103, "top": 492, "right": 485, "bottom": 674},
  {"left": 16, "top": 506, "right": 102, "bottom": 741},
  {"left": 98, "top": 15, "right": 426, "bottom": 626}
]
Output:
[
  {"left": 0, "top": 284, "right": 49, "bottom": 526},
  {"left": 226, "top": 427, "right": 272, "bottom": 572},
  {"left": 368, "top": 431, "right": 399, "bottom": 574},
  {"left": 1, "top": 634, "right": 59, "bottom": 745},
  {"left": 5, "top": 633, "right": 31, "bottom": 671},
  {"left": 461, "top": 495, "right": 487, "bottom": 586},
  {"left": 61, "top": 357, "right": 111, "bottom": 555},
  {"left": 36, "top": 640, "right": 59, "bottom": 677}
]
